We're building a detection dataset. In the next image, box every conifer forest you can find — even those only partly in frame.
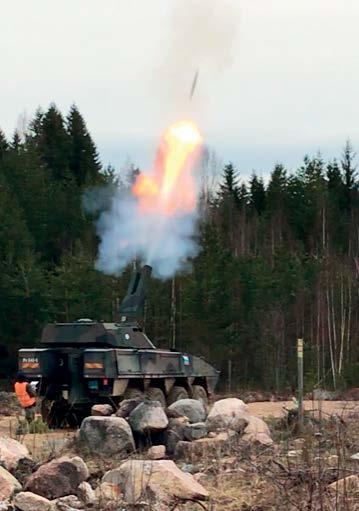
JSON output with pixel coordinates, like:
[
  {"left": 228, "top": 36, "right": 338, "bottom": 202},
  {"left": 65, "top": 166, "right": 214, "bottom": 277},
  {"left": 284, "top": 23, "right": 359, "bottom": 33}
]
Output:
[{"left": 1, "top": 104, "right": 358, "bottom": 391}]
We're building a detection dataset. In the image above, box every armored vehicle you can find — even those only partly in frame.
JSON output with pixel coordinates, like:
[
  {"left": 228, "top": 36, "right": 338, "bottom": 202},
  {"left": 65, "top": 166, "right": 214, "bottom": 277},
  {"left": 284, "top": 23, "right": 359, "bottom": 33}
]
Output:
[{"left": 18, "top": 265, "right": 219, "bottom": 427}]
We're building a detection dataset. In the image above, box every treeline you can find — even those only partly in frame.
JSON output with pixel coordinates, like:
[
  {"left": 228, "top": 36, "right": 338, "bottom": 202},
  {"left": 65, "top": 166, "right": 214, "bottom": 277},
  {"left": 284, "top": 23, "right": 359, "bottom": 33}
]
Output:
[{"left": 0, "top": 105, "right": 358, "bottom": 390}]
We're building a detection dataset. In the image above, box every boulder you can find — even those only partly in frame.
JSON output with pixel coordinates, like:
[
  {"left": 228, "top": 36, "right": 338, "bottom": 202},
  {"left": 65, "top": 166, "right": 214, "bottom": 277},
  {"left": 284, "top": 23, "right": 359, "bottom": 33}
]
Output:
[
  {"left": 328, "top": 474, "right": 359, "bottom": 494},
  {"left": 128, "top": 400, "right": 168, "bottom": 434},
  {"left": 91, "top": 404, "right": 113, "bottom": 416},
  {"left": 94, "top": 482, "right": 122, "bottom": 503},
  {"left": 164, "top": 417, "right": 188, "bottom": 454},
  {"left": 147, "top": 445, "right": 166, "bottom": 460},
  {"left": 53, "top": 495, "right": 84, "bottom": 510},
  {"left": 168, "top": 399, "right": 206, "bottom": 424},
  {"left": 79, "top": 416, "right": 135, "bottom": 455},
  {"left": 0, "top": 436, "right": 32, "bottom": 471},
  {"left": 115, "top": 398, "right": 143, "bottom": 418},
  {"left": 206, "top": 398, "right": 249, "bottom": 432},
  {"left": 25, "top": 456, "right": 88, "bottom": 500},
  {"left": 103, "top": 459, "right": 209, "bottom": 504},
  {"left": 13, "top": 492, "right": 52, "bottom": 511},
  {"left": 76, "top": 482, "right": 95, "bottom": 505},
  {"left": 175, "top": 430, "right": 238, "bottom": 461},
  {"left": 350, "top": 453, "right": 359, "bottom": 461},
  {"left": 242, "top": 415, "right": 273, "bottom": 445},
  {"left": 183, "top": 422, "right": 207, "bottom": 441},
  {"left": 0, "top": 466, "right": 21, "bottom": 501}
]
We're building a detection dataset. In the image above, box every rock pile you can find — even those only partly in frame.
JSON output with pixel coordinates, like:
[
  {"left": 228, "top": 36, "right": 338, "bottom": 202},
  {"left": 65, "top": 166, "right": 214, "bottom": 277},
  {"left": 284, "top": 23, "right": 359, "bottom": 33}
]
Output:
[{"left": 0, "top": 397, "right": 274, "bottom": 509}]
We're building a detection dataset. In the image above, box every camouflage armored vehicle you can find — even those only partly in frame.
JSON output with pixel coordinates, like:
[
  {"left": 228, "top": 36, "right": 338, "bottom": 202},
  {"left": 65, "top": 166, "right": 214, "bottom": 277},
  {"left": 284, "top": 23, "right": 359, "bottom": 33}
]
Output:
[{"left": 18, "top": 265, "right": 219, "bottom": 427}]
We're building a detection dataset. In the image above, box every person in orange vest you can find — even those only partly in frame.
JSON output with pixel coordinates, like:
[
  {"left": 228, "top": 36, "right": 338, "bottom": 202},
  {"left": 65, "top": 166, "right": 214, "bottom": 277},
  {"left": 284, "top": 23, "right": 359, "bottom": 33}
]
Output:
[{"left": 14, "top": 372, "right": 37, "bottom": 424}]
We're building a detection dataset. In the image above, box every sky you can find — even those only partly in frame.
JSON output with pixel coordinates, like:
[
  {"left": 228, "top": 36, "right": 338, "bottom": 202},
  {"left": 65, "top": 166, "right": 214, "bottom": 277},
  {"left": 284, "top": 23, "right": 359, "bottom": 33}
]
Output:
[{"left": 1, "top": 0, "right": 359, "bottom": 179}]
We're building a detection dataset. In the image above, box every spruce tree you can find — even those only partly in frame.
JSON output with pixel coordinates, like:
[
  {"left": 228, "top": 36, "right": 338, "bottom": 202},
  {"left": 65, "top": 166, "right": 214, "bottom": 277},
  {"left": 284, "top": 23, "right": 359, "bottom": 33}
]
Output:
[
  {"left": 67, "top": 104, "right": 102, "bottom": 186},
  {"left": 40, "top": 104, "right": 70, "bottom": 180},
  {"left": 250, "top": 174, "right": 266, "bottom": 214},
  {"left": 0, "top": 129, "right": 8, "bottom": 160}
]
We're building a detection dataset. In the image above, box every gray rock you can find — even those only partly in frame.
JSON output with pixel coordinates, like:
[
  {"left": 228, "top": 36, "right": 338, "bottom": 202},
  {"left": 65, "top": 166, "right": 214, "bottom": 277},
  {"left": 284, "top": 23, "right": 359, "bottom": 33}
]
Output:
[
  {"left": 147, "top": 445, "right": 166, "bottom": 460},
  {"left": 76, "top": 481, "right": 96, "bottom": 505},
  {"left": 242, "top": 415, "right": 273, "bottom": 445},
  {"left": 183, "top": 422, "right": 207, "bottom": 441},
  {"left": 164, "top": 417, "right": 188, "bottom": 454},
  {"left": 115, "top": 398, "right": 143, "bottom": 418},
  {"left": 25, "top": 456, "right": 88, "bottom": 500},
  {"left": 94, "top": 482, "right": 122, "bottom": 504},
  {"left": 206, "top": 398, "right": 249, "bottom": 432},
  {"left": 168, "top": 399, "right": 206, "bottom": 424},
  {"left": 175, "top": 431, "right": 238, "bottom": 461},
  {"left": 79, "top": 416, "right": 135, "bottom": 455},
  {"left": 0, "top": 436, "right": 32, "bottom": 471},
  {"left": 53, "top": 495, "right": 84, "bottom": 510},
  {"left": 0, "top": 466, "right": 21, "bottom": 501},
  {"left": 13, "top": 492, "right": 52, "bottom": 511},
  {"left": 91, "top": 404, "right": 113, "bottom": 416},
  {"left": 103, "top": 459, "right": 209, "bottom": 504},
  {"left": 128, "top": 400, "right": 168, "bottom": 434}
]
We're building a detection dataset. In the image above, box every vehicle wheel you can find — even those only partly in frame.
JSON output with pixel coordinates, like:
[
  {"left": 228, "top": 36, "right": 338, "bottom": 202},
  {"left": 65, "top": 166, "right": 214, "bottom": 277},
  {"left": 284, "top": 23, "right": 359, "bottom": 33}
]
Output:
[
  {"left": 167, "top": 385, "right": 188, "bottom": 405},
  {"left": 41, "top": 399, "right": 70, "bottom": 429},
  {"left": 146, "top": 387, "right": 166, "bottom": 407},
  {"left": 123, "top": 388, "right": 145, "bottom": 400},
  {"left": 192, "top": 385, "right": 209, "bottom": 407}
]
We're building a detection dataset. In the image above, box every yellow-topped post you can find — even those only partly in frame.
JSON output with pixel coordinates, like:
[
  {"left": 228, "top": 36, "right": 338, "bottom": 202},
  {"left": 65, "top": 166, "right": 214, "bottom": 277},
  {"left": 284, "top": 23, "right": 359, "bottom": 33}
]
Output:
[{"left": 297, "top": 338, "right": 304, "bottom": 431}]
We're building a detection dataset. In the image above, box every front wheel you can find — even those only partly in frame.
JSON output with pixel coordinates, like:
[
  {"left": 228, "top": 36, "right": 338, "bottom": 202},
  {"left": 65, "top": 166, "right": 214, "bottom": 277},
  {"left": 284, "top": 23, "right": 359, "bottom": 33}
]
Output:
[
  {"left": 145, "top": 387, "right": 166, "bottom": 407},
  {"left": 167, "top": 385, "right": 188, "bottom": 405},
  {"left": 192, "top": 385, "right": 209, "bottom": 407}
]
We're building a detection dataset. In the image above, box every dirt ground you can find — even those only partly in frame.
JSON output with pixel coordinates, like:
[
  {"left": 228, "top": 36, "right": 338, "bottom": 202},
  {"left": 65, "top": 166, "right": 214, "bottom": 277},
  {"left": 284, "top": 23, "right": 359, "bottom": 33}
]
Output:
[{"left": 247, "top": 399, "right": 359, "bottom": 419}]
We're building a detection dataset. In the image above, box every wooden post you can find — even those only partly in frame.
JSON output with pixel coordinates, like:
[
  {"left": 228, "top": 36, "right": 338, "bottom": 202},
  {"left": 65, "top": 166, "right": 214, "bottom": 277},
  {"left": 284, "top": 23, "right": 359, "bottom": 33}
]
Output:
[
  {"left": 297, "top": 338, "right": 304, "bottom": 431},
  {"left": 171, "top": 277, "right": 176, "bottom": 349}
]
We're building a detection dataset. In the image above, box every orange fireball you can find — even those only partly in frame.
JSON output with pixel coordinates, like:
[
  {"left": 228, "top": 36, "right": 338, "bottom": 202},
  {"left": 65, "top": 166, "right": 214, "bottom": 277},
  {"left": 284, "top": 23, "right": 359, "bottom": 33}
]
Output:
[{"left": 133, "top": 120, "right": 202, "bottom": 214}]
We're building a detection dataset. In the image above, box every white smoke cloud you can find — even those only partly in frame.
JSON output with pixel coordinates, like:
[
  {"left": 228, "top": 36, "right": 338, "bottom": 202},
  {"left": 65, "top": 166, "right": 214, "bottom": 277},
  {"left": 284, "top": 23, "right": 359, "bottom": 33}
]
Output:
[
  {"left": 86, "top": 1, "right": 238, "bottom": 279},
  {"left": 86, "top": 184, "right": 199, "bottom": 279}
]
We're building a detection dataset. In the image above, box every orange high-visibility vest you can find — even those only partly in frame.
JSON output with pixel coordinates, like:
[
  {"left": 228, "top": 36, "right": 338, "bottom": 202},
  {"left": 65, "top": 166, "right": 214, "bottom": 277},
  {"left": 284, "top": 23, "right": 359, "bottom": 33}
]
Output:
[{"left": 14, "top": 382, "right": 36, "bottom": 408}]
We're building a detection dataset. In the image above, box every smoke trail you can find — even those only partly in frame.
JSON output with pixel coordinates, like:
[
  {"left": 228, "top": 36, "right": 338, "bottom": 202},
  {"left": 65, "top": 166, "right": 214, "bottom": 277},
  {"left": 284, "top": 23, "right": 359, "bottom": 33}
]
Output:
[{"left": 157, "top": 0, "right": 239, "bottom": 111}]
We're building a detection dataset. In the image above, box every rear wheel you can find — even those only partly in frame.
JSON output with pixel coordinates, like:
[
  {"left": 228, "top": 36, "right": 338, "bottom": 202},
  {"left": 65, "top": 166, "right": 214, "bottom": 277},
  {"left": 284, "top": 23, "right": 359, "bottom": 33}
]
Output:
[
  {"left": 41, "top": 398, "right": 82, "bottom": 429},
  {"left": 123, "top": 388, "right": 145, "bottom": 400},
  {"left": 167, "top": 385, "right": 188, "bottom": 405},
  {"left": 192, "top": 385, "right": 209, "bottom": 407},
  {"left": 145, "top": 387, "right": 166, "bottom": 407}
]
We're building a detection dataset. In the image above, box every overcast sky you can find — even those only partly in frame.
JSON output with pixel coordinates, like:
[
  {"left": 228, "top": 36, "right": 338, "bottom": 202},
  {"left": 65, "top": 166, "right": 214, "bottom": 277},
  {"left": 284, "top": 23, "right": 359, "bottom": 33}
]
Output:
[{"left": 1, "top": 0, "right": 359, "bottom": 177}]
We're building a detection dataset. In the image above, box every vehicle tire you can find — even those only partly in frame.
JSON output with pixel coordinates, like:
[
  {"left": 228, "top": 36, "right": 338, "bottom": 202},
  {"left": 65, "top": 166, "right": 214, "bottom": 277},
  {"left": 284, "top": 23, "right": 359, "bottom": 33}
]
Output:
[
  {"left": 167, "top": 385, "right": 189, "bottom": 405},
  {"left": 145, "top": 387, "right": 166, "bottom": 407},
  {"left": 192, "top": 385, "right": 209, "bottom": 407},
  {"left": 123, "top": 388, "right": 145, "bottom": 400},
  {"left": 41, "top": 398, "right": 76, "bottom": 429}
]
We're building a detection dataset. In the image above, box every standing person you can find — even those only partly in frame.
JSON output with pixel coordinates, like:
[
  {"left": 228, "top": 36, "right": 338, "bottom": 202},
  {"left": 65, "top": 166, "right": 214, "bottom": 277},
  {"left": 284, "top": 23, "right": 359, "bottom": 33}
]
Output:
[{"left": 14, "top": 372, "right": 36, "bottom": 424}]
